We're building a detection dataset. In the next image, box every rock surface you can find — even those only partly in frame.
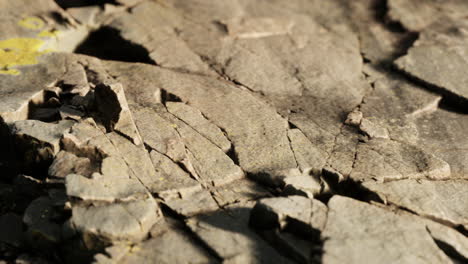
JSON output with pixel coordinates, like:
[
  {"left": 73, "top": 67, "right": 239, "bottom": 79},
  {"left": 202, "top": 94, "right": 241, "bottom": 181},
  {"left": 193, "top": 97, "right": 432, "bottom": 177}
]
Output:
[{"left": 0, "top": 0, "right": 467, "bottom": 263}]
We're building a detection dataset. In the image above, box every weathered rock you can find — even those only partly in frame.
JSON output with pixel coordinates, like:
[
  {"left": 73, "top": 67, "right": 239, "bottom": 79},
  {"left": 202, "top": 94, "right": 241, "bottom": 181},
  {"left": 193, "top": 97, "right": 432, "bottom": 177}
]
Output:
[
  {"left": 287, "top": 128, "right": 327, "bottom": 174},
  {"left": 167, "top": 116, "right": 244, "bottom": 187},
  {"left": 282, "top": 175, "right": 322, "bottom": 198},
  {"left": 94, "top": 83, "right": 142, "bottom": 145},
  {"left": 11, "top": 120, "right": 74, "bottom": 155},
  {"left": 166, "top": 102, "right": 231, "bottom": 153},
  {"left": 66, "top": 174, "right": 148, "bottom": 202},
  {"left": 106, "top": 132, "right": 158, "bottom": 193},
  {"left": 250, "top": 196, "right": 328, "bottom": 237},
  {"left": 388, "top": 0, "right": 468, "bottom": 32},
  {"left": 415, "top": 108, "right": 468, "bottom": 179},
  {"left": 322, "top": 196, "right": 453, "bottom": 264},
  {"left": 149, "top": 150, "right": 201, "bottom": 200},
  {"left": 48, "top": 150, "right": 96, "bottom": 178},
  {"left": 363, "top": 179, "right": 468, "bottom": 229},
  {"left": 211, "top": 178, "right": 270, "bottom": 207},
  {"left": 131, "top": 105, "right": 186, "bottom": 162},
  {"left": 164, "top": 190, "right": 219, "bottom": 217},
  {"left": 117, "top": 225, "right": 215, "bottom": 264},
  {"left": 187, "top": 202, "right": 294, "bottom": 263},
  {"left": 71, "top": 197, "right": 159, "bottom": 243},
  {"left": 350, "top": 138, "right": 451, "bottom": 182},
  {"left": 395, "top": 19, "right": 468, "bottom": 103},
  {"left": 104, "top": 61, "right": 298, "bottom": 175}
]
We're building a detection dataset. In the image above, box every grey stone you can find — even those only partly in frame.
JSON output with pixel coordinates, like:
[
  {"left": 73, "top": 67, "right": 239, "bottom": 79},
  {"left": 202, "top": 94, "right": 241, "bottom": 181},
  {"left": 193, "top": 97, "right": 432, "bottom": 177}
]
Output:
[
  {"left": 287, "top": 129, "right": 327, "bottom": 174},
  {"left": 282, "top": 175, "right": 322, "bottom": 198},
  {"left": 388, "top": 0, "right": 468, "bottom": 32},
  {"left": 250, "top": 196, "right": 328, "bottom": 236},
  {"left": 166, "top": 102, "right": 231, "bottom": 153},
  {"left": 104, "top": 62, "right": 298, "bottom": 176},
  {"left": 164, "top": 190, "right": 219, "bottom": 217},
  {"left": 211, "top": 178, "right": 270, "bottom": 207},
  {"left": 149, "top": 150, "right": 201, "bottom": 200},
  {"left": 94, "top": 82, "right": 142, "bottom": 145},
  {"left": 11, "top": 119, "right": 74, "bottom": 155},
  {"left": 131, "top": 105, "right": 186, "bottom": 162},
  {"left": 350, "top": 138, "right": 451, "bottom": 182},
  {"left": 363, "top": 179, "right": 468, "bottom": 229},
  {"left": 71, "top": 197, "right": 159, "bottom": 242},
  {"left": 187, "top": 202, "right": 293, "bottom": 263},
  {"left": 395, "top": 19, "right": 468, "bottom": 103},
  {"left": 167, "top": 116, "right": 244, "bottom": 187},
  {"left": 66, "top": 174, "right": 148, "bottom": 202},
  {"left": 48, "top": 150, "right": 96, "bottom": 178},
  {"left": 106, "top": 132, "right": 159, "bottom": 193},
  {"left": 415, "top": 108, "right": 468, "bottom": 179},
  {"left": 322, "top": 196, "right": 452, "bottom": 264}
]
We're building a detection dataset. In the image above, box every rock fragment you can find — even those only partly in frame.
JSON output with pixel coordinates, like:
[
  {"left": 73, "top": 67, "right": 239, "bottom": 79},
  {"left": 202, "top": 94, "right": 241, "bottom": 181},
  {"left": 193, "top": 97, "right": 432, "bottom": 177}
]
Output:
[
  {"left": 48, "top": 150, "right": 96, "bottom": 178},
  {"left": 71, "top": 197, "right": 159, "bottom": 243},
  {"left": 66, "top": 174, "right": 148, "bottom": 203}
]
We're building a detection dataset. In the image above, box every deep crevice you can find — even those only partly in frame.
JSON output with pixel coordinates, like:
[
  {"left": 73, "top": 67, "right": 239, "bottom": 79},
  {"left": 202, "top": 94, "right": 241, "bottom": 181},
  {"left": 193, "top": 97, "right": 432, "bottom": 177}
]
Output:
[
  {"left": 225, "top": 145, "right": 240, "bottom": 166},
  {"left": 393, "top": 65, "right": 468, "bottom": 114},
  {"left": 54, "top": 0, "right": 119, "bottom": 9},
  {"left": 74, "top": 27, "right": 156, "bottom": 64}
]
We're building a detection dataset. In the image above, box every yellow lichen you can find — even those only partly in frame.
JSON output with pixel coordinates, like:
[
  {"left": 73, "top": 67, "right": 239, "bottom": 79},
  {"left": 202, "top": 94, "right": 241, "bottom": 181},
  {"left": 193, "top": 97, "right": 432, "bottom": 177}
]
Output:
[
  {"left": 37, "top": 29, "right": 60, "bottom": 38},
  {"left": 0, "top": 38, "right": 49, "bottom": 75},
  {"left": 18, "top": 16, "right": 45, "bottom": 30}
]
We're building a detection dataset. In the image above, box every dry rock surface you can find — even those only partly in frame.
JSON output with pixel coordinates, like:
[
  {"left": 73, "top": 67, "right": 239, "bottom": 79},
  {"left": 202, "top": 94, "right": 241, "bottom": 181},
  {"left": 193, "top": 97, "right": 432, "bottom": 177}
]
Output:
[{"left": 0, "top": 0, "right": 467, "bottom": 263}]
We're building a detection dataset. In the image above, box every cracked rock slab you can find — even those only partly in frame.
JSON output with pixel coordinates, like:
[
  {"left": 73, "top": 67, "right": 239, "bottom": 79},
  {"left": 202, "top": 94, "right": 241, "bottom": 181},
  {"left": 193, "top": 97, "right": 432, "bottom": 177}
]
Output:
[
  {"left": 187, "top": 202, "right": 294, "bottom": 263},
  {"left": 395, "top": 19, "right": 468, "bottom": 103},
  {"left": 322, "top": 196, "right": 454, "bottom": 264},
  {"left": 363, "top": 179, "right": 468, "bottom": 229},
  {"left": 66, "top": 174, "right": 148, "bottom": 203},
  {"left": 350, "top": 138, "right": 451, "bottom": 182},
  {"left": 250, "top": 196, "right": 328, "bottom": 237},
  {"left": 166, "top": 102, "right": 231, "bottom": 153}
]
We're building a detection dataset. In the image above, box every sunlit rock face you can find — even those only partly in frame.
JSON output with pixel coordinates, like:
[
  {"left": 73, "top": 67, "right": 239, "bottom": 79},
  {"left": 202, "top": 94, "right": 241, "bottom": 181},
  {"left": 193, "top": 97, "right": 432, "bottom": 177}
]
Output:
[{"left": 0, "top": 1, "right": 467, "bottom": 264}]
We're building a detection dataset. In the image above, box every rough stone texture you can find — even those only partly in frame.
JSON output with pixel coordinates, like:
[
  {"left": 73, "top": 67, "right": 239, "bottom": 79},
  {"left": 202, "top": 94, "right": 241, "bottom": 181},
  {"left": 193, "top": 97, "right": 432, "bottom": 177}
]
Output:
[
  {"left": 1, "top": 1, "right": 468, "bottom": 263},
  {"left": 388, "top": 0, "right": 468, "bottom": 32},
  {"left": 71, "top": 197, "right": 159, "bottom": 243},
  {"left": 364, "top": 179, "right": 468, "bottom": 229},
  {"left": 322, "top": 196, "right": 453, "bottom": 264},
  {"left": 395, "top": 19, "right": 468, "bottom": 103},
  {"left": 250, "top": 196, "right": 328, "bottom": 236},
  {"left": 187, "top": 202, "right": 294, "bottom": 264}
]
